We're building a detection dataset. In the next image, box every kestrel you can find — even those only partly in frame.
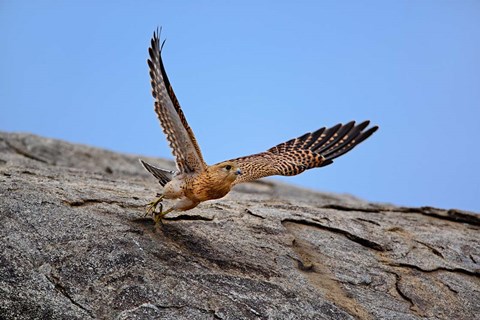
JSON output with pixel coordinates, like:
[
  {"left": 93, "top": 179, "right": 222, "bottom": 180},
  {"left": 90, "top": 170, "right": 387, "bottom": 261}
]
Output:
[{"left": 141, "top": 30, "right": 378, "bottom": 223}]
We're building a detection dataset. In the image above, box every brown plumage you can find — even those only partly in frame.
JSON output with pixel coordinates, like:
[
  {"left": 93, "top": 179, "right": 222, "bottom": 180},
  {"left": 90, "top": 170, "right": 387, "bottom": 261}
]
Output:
[{"left": 141, "top": 29, "right": 379, "bottom": 223}]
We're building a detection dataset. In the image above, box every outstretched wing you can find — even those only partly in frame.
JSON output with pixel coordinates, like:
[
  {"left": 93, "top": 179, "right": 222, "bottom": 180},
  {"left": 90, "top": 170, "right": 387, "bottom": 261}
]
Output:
[
  {"left": 228, "top": 121, "right": 378, "bottom": 184},
  {"left": 148, "top": 29, "right": 206, "bottom": 174}
]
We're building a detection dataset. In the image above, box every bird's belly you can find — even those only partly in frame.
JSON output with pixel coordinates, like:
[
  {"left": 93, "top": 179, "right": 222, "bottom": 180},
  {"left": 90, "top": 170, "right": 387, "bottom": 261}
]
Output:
[
  {"left": 163, "top": 180, "right": 184, "bottom": 199},
  {"left": 174, "top": 197, "right": 199, "bottom": 211}
]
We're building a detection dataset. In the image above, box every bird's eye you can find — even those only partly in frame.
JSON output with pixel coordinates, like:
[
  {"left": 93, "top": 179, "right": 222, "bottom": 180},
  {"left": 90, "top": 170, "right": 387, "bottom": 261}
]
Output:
[{"left": 225, "top": 165, "right": 232, "bottom": 170}]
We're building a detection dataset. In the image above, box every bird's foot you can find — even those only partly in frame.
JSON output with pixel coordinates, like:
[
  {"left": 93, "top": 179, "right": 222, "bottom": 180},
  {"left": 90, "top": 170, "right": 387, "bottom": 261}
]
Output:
[
  {"left": 145, "top": 195, "right": 164, "bottom": 217},
  {"left": 153, "top": 207, "right": 174, "bottom": 225}
]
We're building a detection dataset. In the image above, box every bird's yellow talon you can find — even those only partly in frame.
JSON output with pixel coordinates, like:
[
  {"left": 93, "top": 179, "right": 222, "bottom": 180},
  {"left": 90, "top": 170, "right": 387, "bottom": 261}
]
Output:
[
  {"left": 153, "top": 213, "right": 163, "bottom": 225},
  {"left": 153, "top": 207, "right": 174, "bottom": 225},
  {"left": 145, "top": 195, "right": 164, "bottom": 217},
  {"left": 143, "top": 195, "right": 175, "bottom": 224}
]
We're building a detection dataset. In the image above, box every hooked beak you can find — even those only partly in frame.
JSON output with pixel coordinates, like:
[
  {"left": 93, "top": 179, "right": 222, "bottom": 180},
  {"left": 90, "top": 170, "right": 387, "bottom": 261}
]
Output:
[{"left": 235, "top": 168, "right": 242, "bottom": 175}]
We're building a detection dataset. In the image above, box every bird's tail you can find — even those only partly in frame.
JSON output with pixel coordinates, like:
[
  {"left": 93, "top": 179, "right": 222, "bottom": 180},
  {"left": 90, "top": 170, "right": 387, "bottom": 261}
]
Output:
[{"left": 139, "top": 159, "right": 175, "bottom": 187}]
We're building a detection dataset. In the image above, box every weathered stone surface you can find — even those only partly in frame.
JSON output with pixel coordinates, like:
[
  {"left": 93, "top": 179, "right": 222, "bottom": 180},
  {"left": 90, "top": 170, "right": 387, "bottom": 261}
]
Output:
[{"left": 0, "top": 131, "right": 478, "bottom": 320}]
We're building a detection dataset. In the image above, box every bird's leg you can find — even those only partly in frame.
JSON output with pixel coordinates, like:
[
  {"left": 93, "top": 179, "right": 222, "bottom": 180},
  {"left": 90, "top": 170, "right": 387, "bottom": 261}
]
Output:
[
  {"left": 153, "top": 207, "right": 174, "bottom": 225},
  {"left": 145, "top": 194, "right": 164, "bottom": 217}
]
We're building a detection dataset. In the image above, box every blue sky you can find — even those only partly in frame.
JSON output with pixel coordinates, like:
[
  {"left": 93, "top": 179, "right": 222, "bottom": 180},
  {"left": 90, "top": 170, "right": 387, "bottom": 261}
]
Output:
[{"left": 1, "top": 1, "right": 479, "bottom": 212}]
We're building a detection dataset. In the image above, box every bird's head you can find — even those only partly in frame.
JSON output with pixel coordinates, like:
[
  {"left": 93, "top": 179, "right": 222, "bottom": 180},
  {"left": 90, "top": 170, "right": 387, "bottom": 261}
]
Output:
[{"left": 208, "top": 161, "right": 242, "bottom": 184}]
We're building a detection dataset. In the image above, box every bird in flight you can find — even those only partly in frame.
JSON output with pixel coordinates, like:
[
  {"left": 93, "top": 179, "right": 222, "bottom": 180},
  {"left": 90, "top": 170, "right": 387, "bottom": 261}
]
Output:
[{"left": 141, "top": 29, "right": 378, "bottom": 224}]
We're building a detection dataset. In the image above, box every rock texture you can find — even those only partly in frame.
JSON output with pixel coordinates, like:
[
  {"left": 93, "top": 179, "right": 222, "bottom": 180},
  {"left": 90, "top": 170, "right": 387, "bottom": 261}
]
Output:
[{"left": 0, "top": 131, "right": 479, "bottom": 320}]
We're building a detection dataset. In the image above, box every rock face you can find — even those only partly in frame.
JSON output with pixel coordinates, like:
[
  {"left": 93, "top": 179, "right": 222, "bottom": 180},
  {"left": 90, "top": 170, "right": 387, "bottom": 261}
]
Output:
[{"left": 0, "top": 132, "right": 478, "bottom": 320}]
